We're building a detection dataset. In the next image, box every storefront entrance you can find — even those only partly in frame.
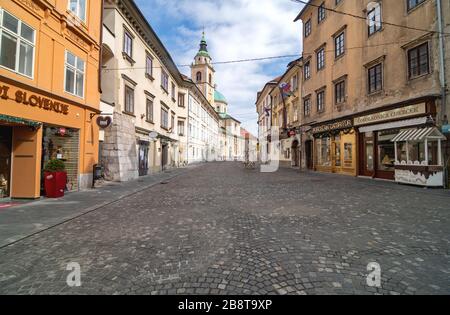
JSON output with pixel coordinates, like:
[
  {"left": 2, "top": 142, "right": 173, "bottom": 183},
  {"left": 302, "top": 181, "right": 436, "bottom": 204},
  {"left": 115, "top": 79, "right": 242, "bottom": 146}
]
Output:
[
  {"left": 305, "top": 140, "right": 313, "bottom": 170},
  {"left": 41, "top": 126, "right": 80, "bottom": 195},
  {"left": 360, "top": 132, "right": 375, "bottom": 177},
  {"left": 139, "top": 141, "right": 149, "bottom": 176},
  {"left": 161, "top": 143, "right": 168, "bottom": 170},
  {"left": 291, "top": 140, "right": 299, "bottom": 167},
  {"left": 359, "top": 130, "right": 397, "bottom": 180},
  {"left": 0, "top": 127, "right": 12, "bottom": 198},
  {"left": 314, "top": 131, "right": 356, "bottom": 176},
  {"left": 354, "top": 101, "right": 436, "bottom": 181}
]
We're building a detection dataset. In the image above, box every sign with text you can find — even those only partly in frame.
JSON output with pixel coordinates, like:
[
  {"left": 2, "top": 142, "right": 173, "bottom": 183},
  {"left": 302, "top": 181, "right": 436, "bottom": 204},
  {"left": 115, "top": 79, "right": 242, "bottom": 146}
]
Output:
[
  {"left": 0, "top": 84, "right": 69, "bottom": 115},
  {"left": 312, "top": 119, "right": 353, "bottom": 134},
  {"left": 96, "top": 116, "right": 112, "bottom": 129},
  {"left": 354, "top": 103, "right": 426, "bottom": 126}
]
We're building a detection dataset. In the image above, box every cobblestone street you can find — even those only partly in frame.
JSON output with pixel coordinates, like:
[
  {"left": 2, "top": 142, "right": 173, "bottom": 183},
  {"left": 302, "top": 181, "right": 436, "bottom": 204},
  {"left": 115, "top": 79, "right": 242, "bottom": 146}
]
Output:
[{"left": 0, "top": 162, "right": 449, "bottom": 295}]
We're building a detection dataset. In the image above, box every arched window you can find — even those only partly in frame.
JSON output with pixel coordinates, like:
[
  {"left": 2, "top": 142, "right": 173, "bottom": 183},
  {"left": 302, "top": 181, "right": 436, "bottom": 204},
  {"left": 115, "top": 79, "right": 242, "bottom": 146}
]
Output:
[
  {"left": 209, "top": 74, "right": 212, "bottom": 84},
  {"left": 196, "top": 71, "right": 202, "bottom": 83}
]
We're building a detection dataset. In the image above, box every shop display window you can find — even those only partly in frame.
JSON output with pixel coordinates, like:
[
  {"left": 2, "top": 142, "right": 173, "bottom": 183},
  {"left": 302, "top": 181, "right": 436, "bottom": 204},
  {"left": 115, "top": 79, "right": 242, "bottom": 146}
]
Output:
[
  {"left": 334, "top": 136, "right": 341, "bottom": 167},
  {"left": 396, "top": 142, "right": 408, "bottom": 163},
  {"left": 396, "top": 140, "right": 440, "bottom": 166},
  {"left": 427, "top": 141, "right": 439, "bottom": 166},
  {"left": 0, "top": 127, "right": 12, "bottom": 198},
  {"left": 344, "top": 143, "right": 353, "bottom": 168},
  {"left": 316, "top": 137, "right": 331, "bottom": 167},
  {"left": 42, "top": 126, "right": 80, "bottom": 193},
  {"left": 377, "top": 131, "right": 397, "bottom": 171}
]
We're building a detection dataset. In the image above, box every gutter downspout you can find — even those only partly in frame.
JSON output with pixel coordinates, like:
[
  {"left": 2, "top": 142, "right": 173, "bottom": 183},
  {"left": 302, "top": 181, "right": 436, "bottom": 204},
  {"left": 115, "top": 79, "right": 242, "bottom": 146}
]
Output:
[
  {"left": 436, "top": 0, "right": 448, "bottom": 188},
  {"left": 436, "top": 0, "right": 446, "bottom": 124},
  {"left": 99, "top": 0, "right": 105, "bottom": 95}
]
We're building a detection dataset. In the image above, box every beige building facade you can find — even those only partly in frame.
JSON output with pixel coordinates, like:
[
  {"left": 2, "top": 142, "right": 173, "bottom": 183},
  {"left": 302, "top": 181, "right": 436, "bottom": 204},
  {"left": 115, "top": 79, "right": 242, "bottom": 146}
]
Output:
[
  {"left": 269, "top": 59, "right": 303, "bottom": 168},
  {"left": 100, "top": 0, "right": 188, "bottom": 181},
  {"left": 295, "top": 0, "right": 448, "bottom": 181},
  {"left": 256, "top": 77, "right": 278, "bottom": 163}
]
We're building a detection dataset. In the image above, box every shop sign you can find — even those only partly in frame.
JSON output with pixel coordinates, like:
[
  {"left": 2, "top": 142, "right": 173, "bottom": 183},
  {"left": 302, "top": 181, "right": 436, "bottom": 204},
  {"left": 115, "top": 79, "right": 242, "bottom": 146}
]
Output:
[
  {"left": 354, "top": 103, "right": 426, "bottom": 126},
  {"left": 312, "top": 119, "right": 353, "bottom": 134},
  {"left": 96, "top": 116, "right": 112, "bottom": 129},
  {"left": 442, "top": 125, "right": 450, "bottom": 134},
  {"left": 0, "top": 84, "right": 69, "bottom": 115},
  {"left": 149, "top": 131, "right": 159, "bottom": 141}
]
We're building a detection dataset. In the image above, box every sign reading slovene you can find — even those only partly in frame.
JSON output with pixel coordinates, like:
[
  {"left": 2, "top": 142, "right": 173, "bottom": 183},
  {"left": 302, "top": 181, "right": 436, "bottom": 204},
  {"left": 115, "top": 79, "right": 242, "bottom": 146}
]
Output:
[
  {"left": 0, "top": 84, "right": 69, "bottom": 115},
  {"left": 354, "top": 103, "right": 426, "bottom": 126}
]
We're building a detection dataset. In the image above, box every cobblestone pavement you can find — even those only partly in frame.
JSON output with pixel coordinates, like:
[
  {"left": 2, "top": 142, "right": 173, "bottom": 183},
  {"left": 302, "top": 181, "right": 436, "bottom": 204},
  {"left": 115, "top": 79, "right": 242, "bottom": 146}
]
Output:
[{"left": 0, "top": 162, "right": 449, "bottom": 295}]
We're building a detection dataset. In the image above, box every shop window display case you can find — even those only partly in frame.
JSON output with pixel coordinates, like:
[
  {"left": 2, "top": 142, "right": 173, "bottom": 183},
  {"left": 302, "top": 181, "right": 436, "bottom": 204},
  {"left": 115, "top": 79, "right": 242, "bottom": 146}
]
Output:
[
  {"left": 392, "top": 127, "right": 446, "bottom": 187},
  {"left": 41, "top": 126, "right": 80, "bottom": 194}
]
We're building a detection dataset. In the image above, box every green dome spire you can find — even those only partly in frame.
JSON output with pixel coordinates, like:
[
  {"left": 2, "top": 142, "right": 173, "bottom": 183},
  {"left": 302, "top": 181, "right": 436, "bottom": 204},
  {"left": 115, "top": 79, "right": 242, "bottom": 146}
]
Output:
[{"left": 196, "top": 31, "right": 210, "bottom": 58}]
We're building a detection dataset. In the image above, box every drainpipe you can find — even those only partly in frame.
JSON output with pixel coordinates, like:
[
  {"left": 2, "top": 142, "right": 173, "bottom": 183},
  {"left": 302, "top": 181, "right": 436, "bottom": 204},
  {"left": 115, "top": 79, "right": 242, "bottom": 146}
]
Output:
[
  {"left": 436, "top": 0, "right": 446, "bottom": 124},
  {"left": 436, "top": 0, "right": 449, "bottom": 188}
]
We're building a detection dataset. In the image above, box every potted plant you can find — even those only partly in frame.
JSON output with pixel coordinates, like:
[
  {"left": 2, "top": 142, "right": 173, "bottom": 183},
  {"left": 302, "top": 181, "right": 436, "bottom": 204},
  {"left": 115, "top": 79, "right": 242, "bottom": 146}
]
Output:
[{"left": 44, "top": 159, "right": 67, "bottom": 198}]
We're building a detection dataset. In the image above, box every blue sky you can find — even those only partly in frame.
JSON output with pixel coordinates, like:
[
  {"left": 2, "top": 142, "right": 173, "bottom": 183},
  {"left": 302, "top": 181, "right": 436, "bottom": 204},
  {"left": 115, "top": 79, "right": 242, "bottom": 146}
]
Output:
[{"left": 135, "top": 0, "right": 304, "bottom": 135}]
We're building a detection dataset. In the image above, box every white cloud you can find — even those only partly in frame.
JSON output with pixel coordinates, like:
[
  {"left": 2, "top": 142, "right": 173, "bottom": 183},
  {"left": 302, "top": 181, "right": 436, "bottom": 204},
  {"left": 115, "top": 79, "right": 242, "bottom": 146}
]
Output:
[{"left": 138, "top": 0, "right": 303, "bottom": 135}]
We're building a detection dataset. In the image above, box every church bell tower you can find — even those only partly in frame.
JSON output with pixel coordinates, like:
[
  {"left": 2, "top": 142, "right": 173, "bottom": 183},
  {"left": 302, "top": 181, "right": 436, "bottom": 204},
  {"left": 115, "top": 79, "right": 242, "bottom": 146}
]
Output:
[{"left": 191, "top": 32, "right": 216, "bottom": 105}]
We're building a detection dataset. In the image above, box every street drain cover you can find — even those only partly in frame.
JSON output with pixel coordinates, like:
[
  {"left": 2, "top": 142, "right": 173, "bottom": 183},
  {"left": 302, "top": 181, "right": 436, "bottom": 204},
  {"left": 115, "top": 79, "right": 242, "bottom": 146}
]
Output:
[{"left": 161, "top": 181, "right": 169, "bottom": 185}]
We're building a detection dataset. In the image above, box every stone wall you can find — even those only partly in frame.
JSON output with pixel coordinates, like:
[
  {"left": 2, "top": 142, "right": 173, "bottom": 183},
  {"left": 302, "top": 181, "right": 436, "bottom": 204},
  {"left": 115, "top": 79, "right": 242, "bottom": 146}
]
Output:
[{"left": 101, "top": 112, "right": 139, "bottom": 182}]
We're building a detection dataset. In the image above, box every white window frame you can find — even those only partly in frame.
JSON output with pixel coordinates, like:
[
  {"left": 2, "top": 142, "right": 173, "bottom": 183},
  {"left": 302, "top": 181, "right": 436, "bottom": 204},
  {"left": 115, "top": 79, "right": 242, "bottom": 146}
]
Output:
[
  {"left": 64, "top": 50, "right": 85, "bottom": 99},
  {"left": 67, "top": 0, "right": 87, "bottom": 23},
  {"left": 0, "top": 9, "right": 36, "bottom": 79}
]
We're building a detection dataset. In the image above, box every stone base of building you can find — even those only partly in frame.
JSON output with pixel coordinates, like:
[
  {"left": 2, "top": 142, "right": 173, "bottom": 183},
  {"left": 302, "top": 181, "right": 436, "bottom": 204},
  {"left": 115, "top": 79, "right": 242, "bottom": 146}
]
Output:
[
  {"left": 101, "top": 112, "right": 139, "bottom": 182},
  {"left": 79, "top": 173, "right": 94, "bottom": 190}
]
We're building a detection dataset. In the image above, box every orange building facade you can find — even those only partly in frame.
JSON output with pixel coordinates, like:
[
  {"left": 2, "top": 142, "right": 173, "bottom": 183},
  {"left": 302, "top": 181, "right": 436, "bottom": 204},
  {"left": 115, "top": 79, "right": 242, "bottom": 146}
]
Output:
[{"left": 0, "top": 0, "right": 101, "bottom": 199}]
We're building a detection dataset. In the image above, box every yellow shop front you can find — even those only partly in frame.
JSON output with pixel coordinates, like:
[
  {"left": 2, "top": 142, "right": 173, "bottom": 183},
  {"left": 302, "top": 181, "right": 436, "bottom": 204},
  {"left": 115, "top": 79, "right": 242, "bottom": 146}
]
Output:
[
  {"left": 0, "top": 80, "right": 99, "bottom": 199},
  {"left": 312, "top": 119, "right": 357, "bottom": 176},
  {"left": 0, "top": 0, "right": 102, "bottom": 199}
]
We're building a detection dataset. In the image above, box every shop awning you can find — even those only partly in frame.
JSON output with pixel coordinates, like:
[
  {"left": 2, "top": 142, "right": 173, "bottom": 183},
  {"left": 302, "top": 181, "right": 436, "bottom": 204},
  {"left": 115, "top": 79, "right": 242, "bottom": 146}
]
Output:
[
  {"left": 0, "top": 114, "right": 41, "bottom": 128},
  {"left": 391, "top": 127, "right": 446, "bottom": 142}
]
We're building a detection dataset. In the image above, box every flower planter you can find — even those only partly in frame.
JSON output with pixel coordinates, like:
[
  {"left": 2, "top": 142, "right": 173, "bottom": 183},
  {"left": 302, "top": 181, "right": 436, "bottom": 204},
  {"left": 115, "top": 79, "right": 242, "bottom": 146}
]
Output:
[{"left": 44, "top": 171, "right": 67, "bottom": 198}]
